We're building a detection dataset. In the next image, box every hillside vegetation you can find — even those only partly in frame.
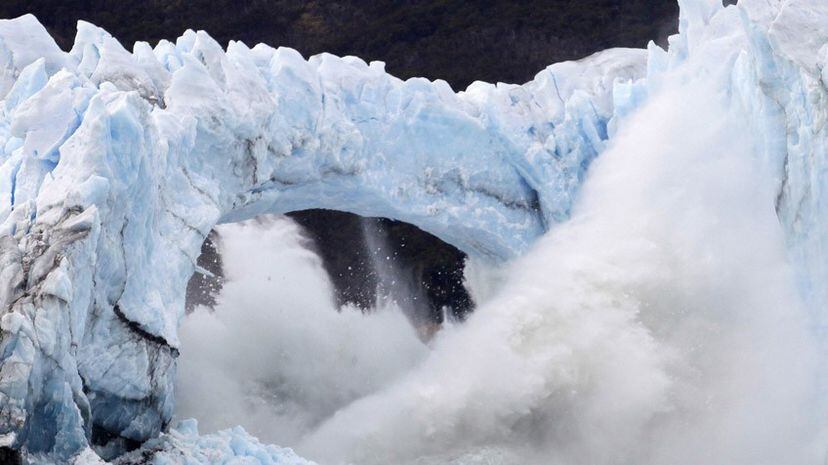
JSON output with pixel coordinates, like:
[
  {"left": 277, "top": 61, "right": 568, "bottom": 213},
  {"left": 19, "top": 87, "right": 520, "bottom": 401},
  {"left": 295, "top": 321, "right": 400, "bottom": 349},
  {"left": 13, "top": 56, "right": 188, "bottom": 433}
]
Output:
[{"left": 1, "top": 0, "right": 677, "bottom": 89}]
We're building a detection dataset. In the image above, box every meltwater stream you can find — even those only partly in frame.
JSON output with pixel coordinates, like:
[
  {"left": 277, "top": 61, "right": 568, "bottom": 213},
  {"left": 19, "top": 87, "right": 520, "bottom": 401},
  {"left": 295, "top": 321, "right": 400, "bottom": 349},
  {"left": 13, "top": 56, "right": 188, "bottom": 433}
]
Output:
[{"left": 176, "top": 71, "right": 823, "bottom": 465}]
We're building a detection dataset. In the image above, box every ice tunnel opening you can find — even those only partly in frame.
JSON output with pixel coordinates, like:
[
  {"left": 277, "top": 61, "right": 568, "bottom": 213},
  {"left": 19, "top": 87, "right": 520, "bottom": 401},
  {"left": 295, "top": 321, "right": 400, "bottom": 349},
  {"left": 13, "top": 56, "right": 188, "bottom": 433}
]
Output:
[{"left": 175, "top": 211, "right": 472, "bottom": 449}]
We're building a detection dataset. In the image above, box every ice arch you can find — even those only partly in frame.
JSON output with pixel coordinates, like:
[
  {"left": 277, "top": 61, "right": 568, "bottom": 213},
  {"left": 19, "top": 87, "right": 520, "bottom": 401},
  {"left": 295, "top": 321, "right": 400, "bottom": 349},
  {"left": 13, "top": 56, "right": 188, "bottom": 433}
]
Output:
[
  {"left": 0, "top": 0, "right": 826, "bottom": 461},
  {"left": 0, "top": 14, "right": 647, "bottom": 459}
]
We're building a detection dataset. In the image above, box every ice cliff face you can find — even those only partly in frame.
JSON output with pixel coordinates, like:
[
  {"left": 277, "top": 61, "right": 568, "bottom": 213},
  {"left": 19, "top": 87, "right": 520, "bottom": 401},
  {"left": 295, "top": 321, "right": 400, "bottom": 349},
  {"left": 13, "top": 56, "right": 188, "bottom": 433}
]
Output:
[{"left": 0, "top": 0, "right": 825, "bottom": 463}]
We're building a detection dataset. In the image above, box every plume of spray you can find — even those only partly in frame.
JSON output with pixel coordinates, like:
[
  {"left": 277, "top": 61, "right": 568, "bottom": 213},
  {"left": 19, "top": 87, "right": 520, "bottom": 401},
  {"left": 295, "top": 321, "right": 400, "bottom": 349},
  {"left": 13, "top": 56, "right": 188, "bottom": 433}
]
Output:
[
  {"left": 176, "top": 7, "right": 824, "bottom": 464},
  {"left": 296, "top": 59, "right": 820, "bottom": 465},
  {"left": 360, "top": 218, "right": 428, "bottom": 322},
  {"left": 174, "top": 216, "right": 428, "bottom": 447}
]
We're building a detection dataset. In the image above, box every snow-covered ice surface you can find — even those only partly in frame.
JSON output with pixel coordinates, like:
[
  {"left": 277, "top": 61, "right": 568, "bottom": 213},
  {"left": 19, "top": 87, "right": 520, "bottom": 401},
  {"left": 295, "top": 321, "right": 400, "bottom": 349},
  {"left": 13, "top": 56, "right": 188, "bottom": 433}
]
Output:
[{"left": 0, "top": 0, "right": 825, "bottom": 463}]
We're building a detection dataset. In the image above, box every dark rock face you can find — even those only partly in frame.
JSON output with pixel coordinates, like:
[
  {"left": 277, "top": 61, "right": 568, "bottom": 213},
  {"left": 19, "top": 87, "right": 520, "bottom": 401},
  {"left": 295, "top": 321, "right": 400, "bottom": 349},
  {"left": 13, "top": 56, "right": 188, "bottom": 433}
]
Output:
[
  {"left": 0, "top": 447, "right": 21, "bottom": 465},
  {"left": 289, "top": 210, "right": 472, "bottom": 324},
  {"left": 183, "top": 210, "right": 472, "bottom": 325},
  {"left": 185, "top": 230, "right": 224, "bottom": 313},
  {"left": 0, "top": 1, "right": 679, "bottom": 321}
]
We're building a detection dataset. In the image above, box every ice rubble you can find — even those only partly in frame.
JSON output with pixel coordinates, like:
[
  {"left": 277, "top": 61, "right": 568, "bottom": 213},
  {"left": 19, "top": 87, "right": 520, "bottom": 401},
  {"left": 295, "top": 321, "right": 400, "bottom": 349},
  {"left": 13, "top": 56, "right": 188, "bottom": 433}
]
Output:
[
  {"left": 112, "top": 420, "right": 314, "bottom": 465},
  {"left": 0, "top": 0, "right": 823, "bottom": 463}
]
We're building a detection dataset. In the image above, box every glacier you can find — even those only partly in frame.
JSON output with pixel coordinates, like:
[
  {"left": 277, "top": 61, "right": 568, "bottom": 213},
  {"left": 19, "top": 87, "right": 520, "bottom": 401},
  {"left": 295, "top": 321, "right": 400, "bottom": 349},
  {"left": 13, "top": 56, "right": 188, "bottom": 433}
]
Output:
[{"left": 0, "top": 0, "right": 825, "bottom": 463}]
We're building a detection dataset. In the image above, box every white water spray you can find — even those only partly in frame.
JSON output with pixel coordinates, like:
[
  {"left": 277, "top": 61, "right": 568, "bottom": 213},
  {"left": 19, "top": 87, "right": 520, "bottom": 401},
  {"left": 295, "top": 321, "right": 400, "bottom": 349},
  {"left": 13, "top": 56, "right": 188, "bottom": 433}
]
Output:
[
  {"left": 174, "top": 216, "right": 428, "bottom": 446},
  {"left": 175, "top": 18, "right": 825, "bottom": 465},
  {"left": 360, "top": 218, "right": 426, "bottom": 321},
  {"left": 295, "top": 73, "right": 820, "bottom": 464}
]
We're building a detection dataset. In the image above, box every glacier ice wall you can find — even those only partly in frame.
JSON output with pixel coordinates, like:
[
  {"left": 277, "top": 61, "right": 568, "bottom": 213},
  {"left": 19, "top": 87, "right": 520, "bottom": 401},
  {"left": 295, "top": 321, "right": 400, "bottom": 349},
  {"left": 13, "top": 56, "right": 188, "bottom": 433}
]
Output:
[
  {"left": 0, "top": 10, "right": 645, "bottom": 463},
  {"left": 0, "top": 0, "right": 825, "bottom": 462}
]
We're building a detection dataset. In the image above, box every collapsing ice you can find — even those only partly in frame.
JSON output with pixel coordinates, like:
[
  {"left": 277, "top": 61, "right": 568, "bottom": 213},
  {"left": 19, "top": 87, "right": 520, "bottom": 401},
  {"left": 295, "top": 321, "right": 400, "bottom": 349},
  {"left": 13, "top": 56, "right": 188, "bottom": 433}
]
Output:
[{"left": 0, "top": 0, "right": 826, "bottom": 463}]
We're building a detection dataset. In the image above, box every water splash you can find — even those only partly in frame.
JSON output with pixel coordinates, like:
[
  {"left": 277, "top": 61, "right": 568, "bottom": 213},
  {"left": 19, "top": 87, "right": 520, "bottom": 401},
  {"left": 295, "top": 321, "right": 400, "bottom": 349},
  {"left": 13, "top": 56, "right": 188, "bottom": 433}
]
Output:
[
  {"left": 177, "top": 28, "right": 824, "bottom": 465},
  {"left": 296, "top": 74, "right": 820, "bottom": 465},
  {"left": 174, "top": 216, "right": 428, "bottom": 446}
]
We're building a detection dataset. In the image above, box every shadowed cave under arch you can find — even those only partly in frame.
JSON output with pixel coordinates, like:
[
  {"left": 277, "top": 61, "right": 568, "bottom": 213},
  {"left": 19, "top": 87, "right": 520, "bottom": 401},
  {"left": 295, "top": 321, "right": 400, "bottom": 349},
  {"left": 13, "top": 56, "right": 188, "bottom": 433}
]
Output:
[{"left": 186, "top": 209, "right": 474, "bottom": 326}]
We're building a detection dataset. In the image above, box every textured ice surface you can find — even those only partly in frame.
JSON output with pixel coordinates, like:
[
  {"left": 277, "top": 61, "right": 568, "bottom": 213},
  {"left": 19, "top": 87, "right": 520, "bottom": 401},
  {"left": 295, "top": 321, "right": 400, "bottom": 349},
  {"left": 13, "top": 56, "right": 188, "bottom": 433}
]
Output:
[{"left": 0, "top": 0, "right": 824, "bottom": 463}]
